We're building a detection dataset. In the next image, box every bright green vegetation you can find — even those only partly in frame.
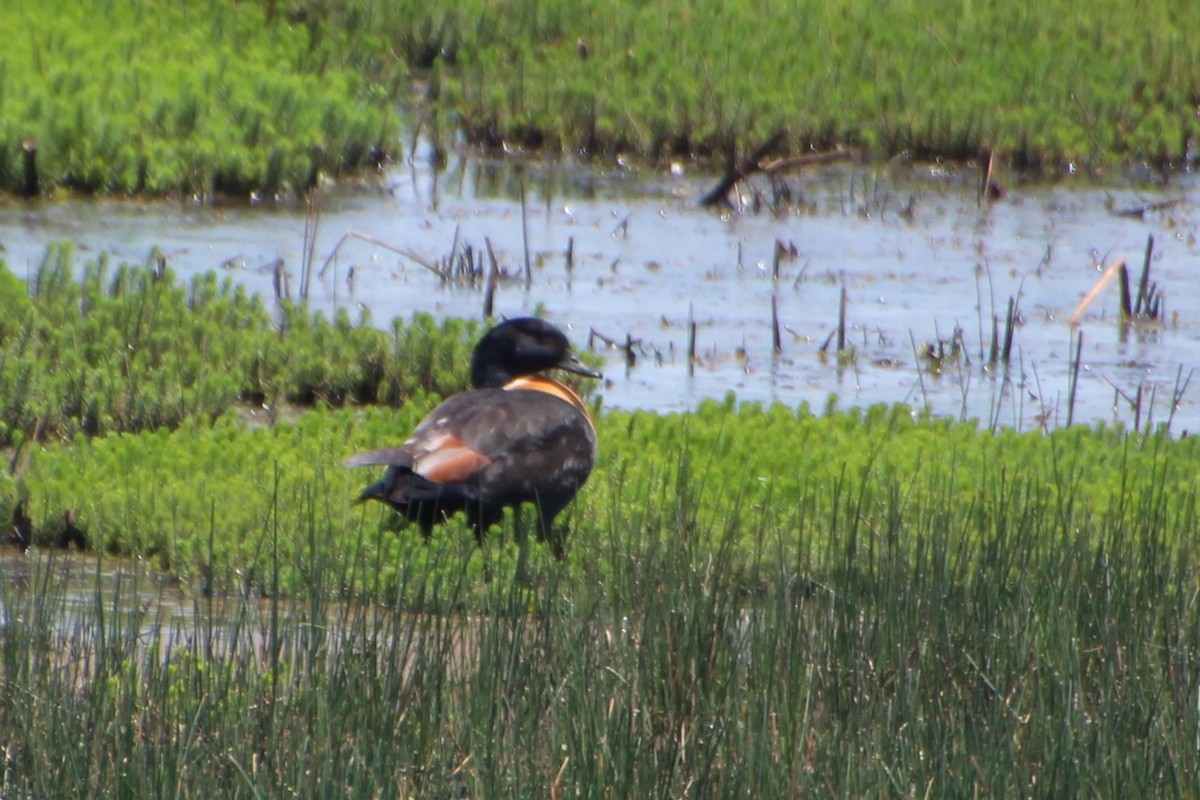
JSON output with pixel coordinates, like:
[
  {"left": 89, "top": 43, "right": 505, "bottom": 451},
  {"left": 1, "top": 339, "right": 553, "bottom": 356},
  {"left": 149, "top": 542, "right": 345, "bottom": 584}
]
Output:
[
  {"left": 3, "top": 0, "right": 1197, "bottom": 197},
  {"left": 2, "top": 406, "right": 1198, "bottom": 795},
  {"left": 0, "top": 0, "right": 398, "bottom": 194},
  {"left": 0, "top": 244, "right": 478, "bottom": 446},
  {"left": 9, "top": 395, "right": 1200, "bottom": 596}
]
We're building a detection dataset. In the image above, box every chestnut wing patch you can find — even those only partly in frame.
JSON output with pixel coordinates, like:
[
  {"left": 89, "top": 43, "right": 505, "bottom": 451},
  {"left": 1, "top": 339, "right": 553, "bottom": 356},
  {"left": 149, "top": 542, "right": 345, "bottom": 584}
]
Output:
[
  {"left": 344, "top": 431, "right": 493, "bottom": 485},
  {"left": 343, "top": 389, "right": 563, "bottom": 486},
  {"left": 413, "top": 437, "right": 493, "bottom": 483}
]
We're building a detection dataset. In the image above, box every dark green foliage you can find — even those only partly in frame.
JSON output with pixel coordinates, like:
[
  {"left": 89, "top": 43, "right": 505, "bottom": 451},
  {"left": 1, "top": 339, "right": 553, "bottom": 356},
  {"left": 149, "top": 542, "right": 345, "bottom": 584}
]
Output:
[
  {"left": 0, "top": 245, "right": 478, "bottom": 445},
  {"left": 0, "top": 0, "right": 398, "bottom": 195}
]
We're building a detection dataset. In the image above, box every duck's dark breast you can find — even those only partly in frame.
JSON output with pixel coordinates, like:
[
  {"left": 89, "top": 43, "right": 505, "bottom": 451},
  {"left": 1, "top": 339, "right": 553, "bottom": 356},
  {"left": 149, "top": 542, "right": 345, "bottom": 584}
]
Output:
[
  {"left": 449, "top": 385, "right": 597, "bottom": 504},
  {"left": 502, "top": 375, "right": 596, "bottom": 435}
]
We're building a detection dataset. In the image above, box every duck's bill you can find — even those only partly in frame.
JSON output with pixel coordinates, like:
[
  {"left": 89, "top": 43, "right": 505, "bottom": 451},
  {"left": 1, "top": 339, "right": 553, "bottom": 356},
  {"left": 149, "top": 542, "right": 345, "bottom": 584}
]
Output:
[{"left": 557, "top": 354, "right": 603, "bottom": 379}]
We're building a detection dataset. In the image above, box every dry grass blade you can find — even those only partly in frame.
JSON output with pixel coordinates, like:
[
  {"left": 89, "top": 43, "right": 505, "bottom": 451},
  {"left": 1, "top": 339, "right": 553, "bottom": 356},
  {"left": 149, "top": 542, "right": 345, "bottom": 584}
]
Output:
[
  {"left": 1069, "top": 258, "right": 1125, "bottom": 326},
  {"left": 978, "top": 148, "right": 1002, "bottom": 206}
]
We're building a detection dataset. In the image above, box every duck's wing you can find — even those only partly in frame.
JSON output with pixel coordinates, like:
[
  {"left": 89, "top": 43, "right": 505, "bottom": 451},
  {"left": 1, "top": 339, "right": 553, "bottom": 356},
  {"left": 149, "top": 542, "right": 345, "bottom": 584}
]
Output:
[
  {"left": 342, "top": 391, "right": 508, "bottom": 484},
  {"left": 432, "top": 388, "right": 593, "bottom": 458},
  {"left": 344, "top": 437, "right": 494, "bottom": 484},
  {"left": 344, "top": 387, "right": 591, "bottom": 483}
]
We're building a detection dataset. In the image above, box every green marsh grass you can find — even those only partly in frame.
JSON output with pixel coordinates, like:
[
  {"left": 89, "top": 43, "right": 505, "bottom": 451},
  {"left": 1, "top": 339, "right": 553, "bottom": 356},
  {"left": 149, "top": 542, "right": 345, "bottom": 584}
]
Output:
[
  {"left": 0, "top": 0, "right": 397, "bottom": 195},
  {"left": 3, "top": 415, "right": 1199, "bottom": 796},
  {"left": 10, "top": 395, "right": 1200, "bottom": 601},
  {"left": 0, "top": 245, "right": 478, "bottom": 446},
  {"left": 338, "top": 0, "right": 1200, "bottom": 168},
  {"left": 5, "top": 0, "right": 1199, "bottom": 197}
]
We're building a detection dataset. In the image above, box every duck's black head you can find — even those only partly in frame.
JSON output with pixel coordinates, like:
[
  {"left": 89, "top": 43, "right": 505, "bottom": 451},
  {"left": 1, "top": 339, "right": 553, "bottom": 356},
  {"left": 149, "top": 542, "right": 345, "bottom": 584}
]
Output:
[{"left": 470, "top": 317, "right": 601, "bottom": 388}]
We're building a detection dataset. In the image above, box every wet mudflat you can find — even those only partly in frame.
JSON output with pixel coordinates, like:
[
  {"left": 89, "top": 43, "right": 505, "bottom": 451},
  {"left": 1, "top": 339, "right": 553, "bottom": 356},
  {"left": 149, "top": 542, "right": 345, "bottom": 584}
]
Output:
[{"left": 2, "top": 155, "right": 1197, "bottom": 433}]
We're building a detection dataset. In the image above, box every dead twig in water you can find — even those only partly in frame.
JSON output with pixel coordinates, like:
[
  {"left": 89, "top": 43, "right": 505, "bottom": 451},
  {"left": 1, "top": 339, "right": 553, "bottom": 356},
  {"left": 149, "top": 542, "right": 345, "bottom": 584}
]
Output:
[
  {"left": 317, "top": 230, "right": 442, "bottom": 280},
  {"left": 611, "top": 213, "right": 631, "bottom": 238},
  {"left": 699, "top": 128, "right": 852, "bottom": 208},
  {"left": 1112, "top": 196, "right": 1184, "bottom": 219},
  {"left": 977, "top": 148, "right": 1005, "bottom": 206},
  {"left": 447, "top": 225, "right": 461, "bottom": 273},
  {"left": 589, "top": 328, "right": 641, "bottom": 368},
  {"left": 758, "top": 148, "right": 854, "bottom": 176},
  {"left": 1133, "top": 233, "right": 1161, "bottom": 318},
  {"left": 1001, "top": 296, "right": 1016, "bottom": 366},
  {"left": 837, "top": 284, "right": 847, "bottom": 352},
  {"left": 817, "top": 285, "right": 849, "bottom": 355},
  {"left": 483, "top": 238, "right": 500, "bottom": 319},
  {"left": 687, "top": 305, "right": 697, "bottom": 376},
  {"left": 699, "top": 131, "right": 784, "bottom": 209},
  {"left": 771, "top": 294, "right": 782, "bottom": 354},
  {"left": 1102, "top": 375, "right": 1152, "bottom": 430},
  {"left": 818, "top": 328, "right": 837, "bottom": 354},
  {"left": 988, "top": 312, "right": 999, "bottom": 366},
  {"left": 1072, "top": 237, "right": 1164, "bottom": 326},
  {"left": 1118, "top": 260, "right": 1133, "bottom": 320},
  {"left": 791, "top": 259, "right": 811, "bottom": 288},
  {"left": 520, "top": 177, "right": 532, "bottom": 290}
]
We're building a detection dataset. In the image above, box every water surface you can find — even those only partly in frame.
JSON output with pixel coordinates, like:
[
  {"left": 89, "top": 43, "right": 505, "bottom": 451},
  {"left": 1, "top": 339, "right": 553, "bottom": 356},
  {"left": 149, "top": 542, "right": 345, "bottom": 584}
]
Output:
[{"left": 2, "top": 154, "right": 1196, "bottom": 433}]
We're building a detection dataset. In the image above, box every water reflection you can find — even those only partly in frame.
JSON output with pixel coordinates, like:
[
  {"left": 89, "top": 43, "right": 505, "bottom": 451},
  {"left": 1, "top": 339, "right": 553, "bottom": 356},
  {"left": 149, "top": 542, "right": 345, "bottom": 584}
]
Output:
[{"left": 0, "top": 549, "right": 481, "bottom": 675}]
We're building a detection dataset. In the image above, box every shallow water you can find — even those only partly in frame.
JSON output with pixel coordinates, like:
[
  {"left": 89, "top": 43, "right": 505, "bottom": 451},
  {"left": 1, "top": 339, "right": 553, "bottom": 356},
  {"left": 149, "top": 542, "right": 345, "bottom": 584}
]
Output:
[
  {"left": 0, "top": 548, "right": 500, "bottom": 678},
  {"left": 2, "top": 153, "right": 1197, "bottom": 433},
  {"left": 0, "top": 549, "right": 237, "bottom": 642}
]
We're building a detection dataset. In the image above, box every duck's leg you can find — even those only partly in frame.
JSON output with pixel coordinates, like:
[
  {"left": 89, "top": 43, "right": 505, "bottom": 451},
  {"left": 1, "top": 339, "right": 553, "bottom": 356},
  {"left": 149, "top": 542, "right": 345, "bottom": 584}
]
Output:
[
  {"left": 532, "top": 514, "right": 568, "bottom": 560},
  {"left": 466, "top": 503, "right": 503, "bottom": 548},
  {"left": 511, "top": 505, "right": 529, "bottom": 546},
  {"left": 532, "top": 495, "right": 571, "bottom": 560},
  {"left": 541, "top": 524, "right": 567, "bottom": 561}
]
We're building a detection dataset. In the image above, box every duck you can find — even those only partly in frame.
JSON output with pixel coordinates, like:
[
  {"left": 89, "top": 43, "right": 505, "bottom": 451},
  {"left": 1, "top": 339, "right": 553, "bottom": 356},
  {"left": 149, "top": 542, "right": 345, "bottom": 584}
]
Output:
[{"left": 344, "top": 317, "right": 601, "bottom": 557}]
